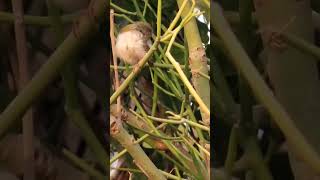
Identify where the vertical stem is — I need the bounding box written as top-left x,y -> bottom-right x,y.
238,0 -> 254,131
176,0 -> 210,126
110,9 -> 121,116
156,0 -> 162,38
242,136 -> 273,180
11,0 -> 34,179
224,125 -> 239,175
151,70 -> 159,116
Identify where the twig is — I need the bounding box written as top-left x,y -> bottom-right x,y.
111,63 -> 188,70
110,2 -> 137,15
110,9 -> 121,117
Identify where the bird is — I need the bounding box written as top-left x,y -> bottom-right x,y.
115,21 -> 153,65
113,22 -> 154,113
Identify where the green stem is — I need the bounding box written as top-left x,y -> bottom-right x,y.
241,135 -> 273,180
131,94 -> 194,171
147,116 -> 209,131
282,32 -> 320,62
0,11 -> 79,26
224,125 -> 239,174
238,0 -> 254,133
62,148 -> 106,180
127,123 -> 182,141
110,2 -> 137,15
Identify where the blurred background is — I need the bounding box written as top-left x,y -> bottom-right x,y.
0,0 -> 108,179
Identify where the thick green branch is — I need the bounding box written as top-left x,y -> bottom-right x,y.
176,0 -> 210,126
110,115 -> 167,180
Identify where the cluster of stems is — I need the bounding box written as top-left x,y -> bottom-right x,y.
110,0 -> 210,179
